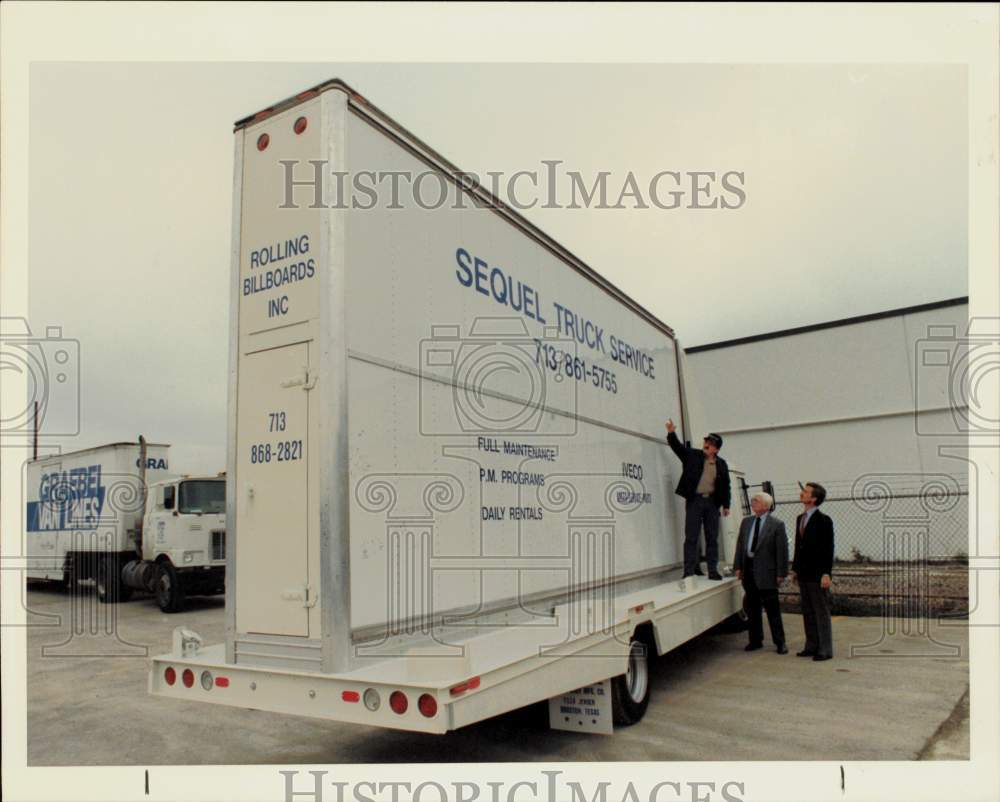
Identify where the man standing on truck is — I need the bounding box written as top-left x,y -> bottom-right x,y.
790,481 -> 835,661
664,419 -> 731,579
733,492 -> 788,653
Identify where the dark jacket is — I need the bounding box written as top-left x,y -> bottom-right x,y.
666,431 -> 731,509
733,513 -> 789,591
792,508 -> 835,581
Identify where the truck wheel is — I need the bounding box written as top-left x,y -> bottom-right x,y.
713,596 -> 750,634
61,559 -> 78,595
612,638 -> 651,726
96,557 -> 133,604
155,563 -> 185,613
724,605 -> 750,633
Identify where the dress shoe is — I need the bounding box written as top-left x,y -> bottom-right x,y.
708,572 -> 723,580
796,650 -> 816,657
776,644 -> 788,654
744,643 -> 763,651
693,568 -> 705,576
682,573 -> 694,579
812,654 -> 833,662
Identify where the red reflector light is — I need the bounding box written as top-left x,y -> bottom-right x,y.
296,90 -> 317,101
182,669 -> 194,688
164,667 -> 176,686
342,691 -> 360,703
449,676 -> 481,696
293,116 -> 308,135
257,134 -> 270,151
418,694 -> 437,718
389,691 -> 408,714
215,677 -> 229,688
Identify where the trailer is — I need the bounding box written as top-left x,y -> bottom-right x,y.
149,79 -> 746,734
26,441 -> 226,612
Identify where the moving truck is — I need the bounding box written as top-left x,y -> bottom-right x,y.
149,79 -> 745,733
26,440 -> 226,612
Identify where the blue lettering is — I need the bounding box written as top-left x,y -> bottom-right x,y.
507,276 -> 531,310
490,268 -> 508,304
29,464 -> 109,532
523,286 -> 536,320
473,257 -> 490,296
455,248 -> 473,286
455,248 -> 548,326
268,295 -> 289,318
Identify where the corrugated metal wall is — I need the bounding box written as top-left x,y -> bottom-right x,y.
684,300 -> 972,560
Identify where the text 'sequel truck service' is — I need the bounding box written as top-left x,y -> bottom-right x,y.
149,79 -> 745,734
26,440 -> 227,612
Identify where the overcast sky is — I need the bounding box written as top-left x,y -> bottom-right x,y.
27,62 -> 967,472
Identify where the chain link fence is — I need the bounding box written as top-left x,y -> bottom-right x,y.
737,474 -> 969,616
739,474 -> 968,563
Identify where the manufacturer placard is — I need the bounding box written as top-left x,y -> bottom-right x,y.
548,679 -> 613,735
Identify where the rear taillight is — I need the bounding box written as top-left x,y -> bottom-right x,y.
215,677 -> 229,688
164,667 -> 176,686
389,691 -> 408,715
182,669 -> 194,688
257,133 -> 270,151
418,694 -> 437,718
342,691 -> 360,703
449,676 -> 481,696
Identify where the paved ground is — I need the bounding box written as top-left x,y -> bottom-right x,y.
24,583 -> 969,765
917,687 -> 970,760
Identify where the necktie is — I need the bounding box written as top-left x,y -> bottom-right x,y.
800,514 -> 807,535
749,516 -> 761,554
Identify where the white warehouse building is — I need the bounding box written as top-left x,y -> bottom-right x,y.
683,297 -> 972,561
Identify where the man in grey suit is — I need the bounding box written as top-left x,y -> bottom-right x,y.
733,492 -> 789,653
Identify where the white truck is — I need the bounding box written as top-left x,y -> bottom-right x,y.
148,79 -> 746,734
26,440 -> 227,612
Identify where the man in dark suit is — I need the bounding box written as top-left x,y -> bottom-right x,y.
791,481 -> 835,661
733,492 -> 789,653
665,419 -> 731,580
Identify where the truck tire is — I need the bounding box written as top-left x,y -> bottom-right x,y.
611,638 -> 651,726
155,562 -> 185,613
62,558 -> 79,595
725,604 -> 750,633
96,556 -> 133,604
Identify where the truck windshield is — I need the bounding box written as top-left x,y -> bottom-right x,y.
177,481 -> 225,514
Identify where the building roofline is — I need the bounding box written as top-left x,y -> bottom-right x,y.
234,78 -> 677,340
29,442 -> 170,463
685,296 -> 968,354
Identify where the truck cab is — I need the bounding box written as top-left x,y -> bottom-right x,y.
141,476 -> 226,612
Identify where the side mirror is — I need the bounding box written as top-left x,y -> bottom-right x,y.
164,485 -> 175,510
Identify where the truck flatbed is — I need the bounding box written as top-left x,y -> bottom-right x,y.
152,573 -> 740,733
